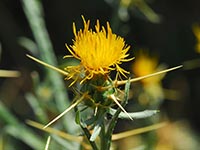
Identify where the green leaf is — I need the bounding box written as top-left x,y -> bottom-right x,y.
75,110 -> 81,125
5,125 -> 44,149
0,101 -> 45,149
51,135 -> 79,150
0,101 -> 18,125
21,0 -> 78,133
18,37 -> 38,55
109,108 -> 159,119
26,93 -> 48,123
90,124 -> 101,141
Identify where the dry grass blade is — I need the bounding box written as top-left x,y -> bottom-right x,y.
0,70 -> 20,77
27,120 -> 92,149
112,122 -> 167,140
26,120 -> 83,142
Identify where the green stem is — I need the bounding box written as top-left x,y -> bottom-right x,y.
74,105 -> 99,150
104,79 -> 131,149
80,125 -> 98,150
100,121 -> 106,150
103,111 -> 119,150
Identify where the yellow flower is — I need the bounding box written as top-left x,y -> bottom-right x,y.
64,16 -> 132,84
192,24 -> 200,53
132,50 -> 165,105
132,50 -> 162,84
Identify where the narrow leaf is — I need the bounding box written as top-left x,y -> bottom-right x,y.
109,109 -> 159,119
90,124 -> 101,141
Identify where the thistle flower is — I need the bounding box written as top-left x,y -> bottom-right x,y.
26,17 -> 182,138
193,24 -> 200,53
132,50 -> 163,84
131,50 -> 182,105
64,16 -> 132,84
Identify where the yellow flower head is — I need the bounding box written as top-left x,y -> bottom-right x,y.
132,50 -> 162,84
192,24 -> 200,53
64,16 -> 132,84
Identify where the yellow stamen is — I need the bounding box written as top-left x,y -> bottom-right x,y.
64,16 -> 132,84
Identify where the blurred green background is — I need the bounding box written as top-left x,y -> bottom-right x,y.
0,0 -> 200,149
